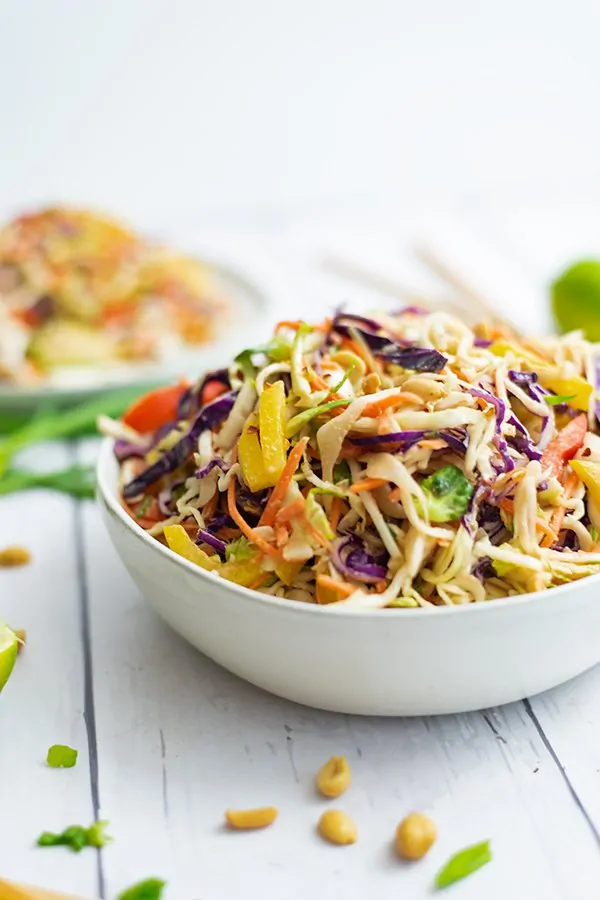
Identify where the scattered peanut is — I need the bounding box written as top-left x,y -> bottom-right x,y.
15,629 -> 26,653
318,810 -> 357,846
395,812 -> 437,860
363,373 -> 382,394
316,755 -> 351,798
0,546 -> 31,567
225,806 -> 278,830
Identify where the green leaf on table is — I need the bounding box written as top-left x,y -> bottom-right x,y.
37,820 -> 111,853
118,879 -> 166,900
435,839 -> 492,889
0,465 -> 96,499
46,744 -> 78,768
0,386 -> 150,475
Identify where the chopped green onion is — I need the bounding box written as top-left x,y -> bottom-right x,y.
333,460 -> 351,483
225,536 -> 256,563
234,337 -> 292,376
47,744 -> 78,768
135,495 -> 153,519
418,465 -> 474,522
545,394 -> 577,406
37,820 -> 111,853
0,465 -> 96,499
285,399 -> 351,437
118,879 -> 166,900
435,839 -> 492,889
331,363 -> 355,393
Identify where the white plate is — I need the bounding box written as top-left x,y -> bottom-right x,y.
0,259 -> 271,411
97,438 -> 600,716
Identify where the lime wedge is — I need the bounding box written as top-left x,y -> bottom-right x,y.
0,621 -> 18,693
551,260 -> 600,340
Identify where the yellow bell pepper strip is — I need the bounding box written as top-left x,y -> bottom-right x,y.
274,559 -> 303,586
220,556 -> 264,587
537,372 -> 593,412
569,458 -> 600,507
316,574 -> 354,604
164,524 -> 219,571
488,340 -> 546,366
259,380 -> 287,480
238,415 -> 273,491
489,340 -> 592,412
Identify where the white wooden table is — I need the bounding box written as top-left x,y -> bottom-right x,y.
3,210 -> 600,900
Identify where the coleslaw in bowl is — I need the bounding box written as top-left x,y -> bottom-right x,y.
103,308 -> 600,610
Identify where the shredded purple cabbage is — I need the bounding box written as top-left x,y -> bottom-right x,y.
195,458 -> 230,479
206,514 -> 235,534
471,557 -> 496,582
350,430 -> 427,448
332,535 -> 388,584
332,314 -> 446,372
395,305 -> 428,316
195,528 -> 227,559
474,337 -> 492,348
552,530 -> 580,552
114,439 -> 149,462
157,481 -> 185,517
122,391 -> 238,499
177,369 -> 231,418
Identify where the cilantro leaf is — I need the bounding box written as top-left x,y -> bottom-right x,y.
47,744 -> 78,768
118,879 -> 166,900
435,839 -> 492,889
36,820 -> 112,853
419,465 -> 474,522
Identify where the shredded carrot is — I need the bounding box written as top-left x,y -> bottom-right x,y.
248,573 -> 271,590
260,437 -> 310,527
227,480 -> 281,559
316,574 -> 354,599
275,319 -> 329,333
362,392 -> 421,417
329,497 -> 343,531
275,524 -> 289,547
275,498 -> 305,524
349,477 -> 388,494
306,367 -> 342,399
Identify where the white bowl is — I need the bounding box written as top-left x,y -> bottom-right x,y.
97,439 -> 600,716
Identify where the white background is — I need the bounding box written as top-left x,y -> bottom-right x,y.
2,0 -> 600,226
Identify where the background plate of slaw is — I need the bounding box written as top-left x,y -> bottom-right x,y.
0,258 -> 272,411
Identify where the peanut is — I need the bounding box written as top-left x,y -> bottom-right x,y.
225,806 -> 278,830
316,755 -> 351,798
395,812 -> 437,860
318,810 -> 357,845
0,546 -> 31,567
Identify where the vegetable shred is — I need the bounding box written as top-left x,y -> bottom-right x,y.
106,309 -> 600,608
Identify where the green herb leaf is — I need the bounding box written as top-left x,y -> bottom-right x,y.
135,495 -> 153,519
330,363 -> 355,393
47,744 -> 78,768
285,399 -> 351,437
118,879 -> 166,900
0,465 -> 96,499
419,465 -> 474,522
235,337 -> 292,377
333,460 -> 351,483
225,536 -> 256,563
545,394 -> 577,406
435,839 -> 492,889
36,820 -> 111,853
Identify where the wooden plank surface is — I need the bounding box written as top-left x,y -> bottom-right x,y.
3,218 -> 600,899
